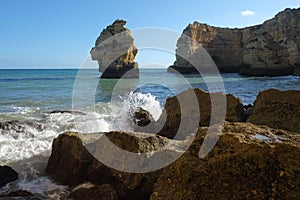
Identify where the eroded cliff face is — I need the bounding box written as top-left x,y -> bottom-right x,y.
91,20 -> 139,78
169,8 -> 300,75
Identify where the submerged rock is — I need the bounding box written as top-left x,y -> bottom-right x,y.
91,19 -> 139,79
0,165 -> 18,187
169,8 -> 300,76
49,110 -> 86,115
247,89 -> 300,133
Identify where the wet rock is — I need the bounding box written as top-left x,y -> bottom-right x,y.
133,107 -> 154,132
247,89 -> 300,133
0,121 -> 42,140
69,183 -> 117,200
91,19 -> 139,78
0,165 -> 18,187
169,8 -> 300,76
49,110 -> 86,115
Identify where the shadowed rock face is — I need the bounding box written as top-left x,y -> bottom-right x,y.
91,20 -> 139,79
0,165 -> 18,187
247,89 -> 300,133
169,8 -> 300,76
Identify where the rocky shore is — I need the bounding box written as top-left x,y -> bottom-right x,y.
40,88 -> 300,199
169,8 -> 300,76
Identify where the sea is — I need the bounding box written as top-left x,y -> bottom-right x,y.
0,68 -> 299,199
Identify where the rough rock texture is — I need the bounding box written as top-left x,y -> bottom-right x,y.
133,107 -> 154,127
46,123 -> 300,199
153,88 -> 244,139
169,8 -> 300,76
247,89 -> 300,133
46,131 -> 168,200
91,20 -> 139,78
150,122 -> 300,200
0,165 -> 18,187
69,183 -> 117,200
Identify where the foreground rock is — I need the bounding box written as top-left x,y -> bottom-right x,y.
46,122 -> 300,199
151,122 -> 300,199
169,8 -> 300,76
46,131 -> 169,199
0,165 -> 18,187
247,89 -> 300,133
91,19 -> 139,78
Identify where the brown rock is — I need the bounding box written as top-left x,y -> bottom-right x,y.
91,19 -> 139,78
150,122 -> 300,200
247,89 -> 300,133
46,122 -> 300,199
46,131 -> 168,199
169,8 -> 300,76
155,88 -> 244,139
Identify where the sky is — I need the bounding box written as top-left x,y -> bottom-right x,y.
0,0 -> 299,69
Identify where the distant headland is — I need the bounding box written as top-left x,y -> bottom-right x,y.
169,7 -> 300,76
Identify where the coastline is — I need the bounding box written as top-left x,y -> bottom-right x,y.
0,87 -> 299,199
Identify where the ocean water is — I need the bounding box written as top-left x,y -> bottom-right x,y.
0,68 -> 299,198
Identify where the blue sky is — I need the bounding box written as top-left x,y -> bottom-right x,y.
0,0 -> 299,69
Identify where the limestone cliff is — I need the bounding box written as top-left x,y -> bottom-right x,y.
91,20 -> 139,78
169,8 -> 300,76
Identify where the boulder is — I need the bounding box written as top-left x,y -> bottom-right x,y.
169,8 -> 300,76
0,165 -> 18,187
155,88 -> 244,139
91,19 -> 139,78
150,122 -> 300,200
46,131 -> 168,199
247,89 -> 300,133
133,107 -> 154,132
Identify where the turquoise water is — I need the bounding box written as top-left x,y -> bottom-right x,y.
1,68 -> 299,114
